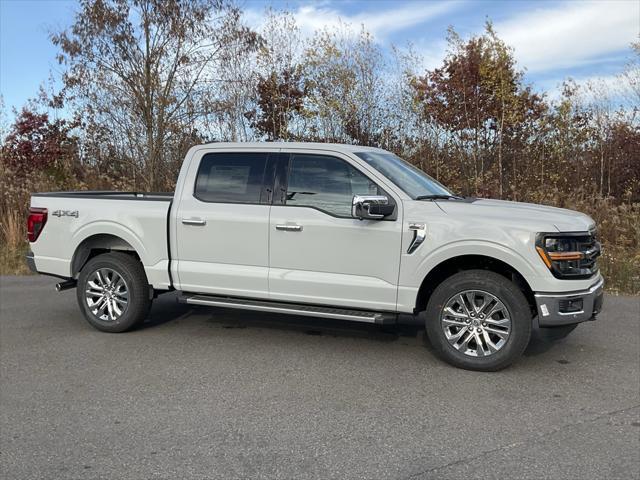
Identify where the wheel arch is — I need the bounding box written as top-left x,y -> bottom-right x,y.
71,233 -> 141,278
415,254 -> 536,315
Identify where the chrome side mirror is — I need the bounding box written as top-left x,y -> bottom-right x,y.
351,195 -> 394,220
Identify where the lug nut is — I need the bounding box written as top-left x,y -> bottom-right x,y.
482,322 -> 487,327
476,327 -> 482,332
465,319 -> 471,324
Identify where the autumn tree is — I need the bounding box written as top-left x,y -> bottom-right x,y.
411,23 -> 545,197
248,10 -> 304,140
0,108 -> 77,176
303,26 -> 388,145
252,69 -> 305,140
0,106 -> 82,249
52,0 -> 258,190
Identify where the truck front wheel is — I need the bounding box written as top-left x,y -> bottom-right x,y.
76,252 -> 152,332
424,270 -> 532,371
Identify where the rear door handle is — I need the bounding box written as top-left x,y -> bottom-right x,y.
182,218 -> 206,226
276,224 -> 303,232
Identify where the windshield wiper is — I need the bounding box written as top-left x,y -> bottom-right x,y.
415,194 -> 462,200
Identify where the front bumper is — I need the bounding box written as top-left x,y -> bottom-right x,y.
534,277 -> 604,327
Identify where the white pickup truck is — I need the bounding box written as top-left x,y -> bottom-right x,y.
27,142 -> 603,370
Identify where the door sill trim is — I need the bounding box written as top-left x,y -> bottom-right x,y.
178,293 -> 395,324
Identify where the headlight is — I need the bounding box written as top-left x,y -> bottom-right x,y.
536,232 -> 600,279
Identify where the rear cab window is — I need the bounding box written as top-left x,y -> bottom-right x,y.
194,152 -> 269,204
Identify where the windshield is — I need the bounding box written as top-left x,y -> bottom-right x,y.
354,152 -> 453,199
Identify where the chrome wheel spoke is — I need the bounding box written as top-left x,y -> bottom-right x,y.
448,326 -> 469,342
89,296 -> 103,310
465,292 -> 479,314
456,330 -> 475,351
484,317 -> 510,326
114,288 -> 128,299
441,289 -> 512,358
96,297 -> 109,315
475,295 -> 490,315
482,301 -> 504,320
475,332 -> 486,356
442,317 -> 467,327
485,326 -> 509,339
112,300 -> 124,316
443,307 -> 468,319
482,330 -> 499,353
87,280 -> 104,292
457,294 -> 472,317
106,298 -> 115,320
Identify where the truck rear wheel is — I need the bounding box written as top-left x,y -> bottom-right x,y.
76,252 -> 151,332
424,270 -> 532,371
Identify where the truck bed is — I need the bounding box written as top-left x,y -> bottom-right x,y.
29,191 -> 173,289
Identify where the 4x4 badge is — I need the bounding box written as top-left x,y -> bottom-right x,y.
52,210 -> 79,218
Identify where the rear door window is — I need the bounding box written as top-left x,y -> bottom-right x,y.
195,152 -> 269,203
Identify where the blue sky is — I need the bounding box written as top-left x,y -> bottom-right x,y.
1,0 -> 638,114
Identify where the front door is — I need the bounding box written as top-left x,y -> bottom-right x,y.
174,150 -> 275,298
268,152 -> 403,311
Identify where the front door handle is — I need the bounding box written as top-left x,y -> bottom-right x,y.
182,218 -> 206,226
276,224 -> 303,232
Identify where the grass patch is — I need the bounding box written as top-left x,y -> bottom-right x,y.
1,210 -> 32,275
0,242 -> 31,276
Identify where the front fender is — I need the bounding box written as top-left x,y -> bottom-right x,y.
413,240 -> 540,285
396,238 -> 547,313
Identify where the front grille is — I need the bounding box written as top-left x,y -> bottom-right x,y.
577,233 -> 600,272
558,232 -> 600,278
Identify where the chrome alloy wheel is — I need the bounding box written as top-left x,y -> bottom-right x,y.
85,268 -> 129,322
440,290 -> 512,357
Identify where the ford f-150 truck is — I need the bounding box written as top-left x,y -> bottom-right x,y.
26,143 -> 603,370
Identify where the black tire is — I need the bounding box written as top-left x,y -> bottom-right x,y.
76,252 -> 152,332
424,270 -> 532,371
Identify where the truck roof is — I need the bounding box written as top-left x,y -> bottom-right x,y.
202,142 -> 387,154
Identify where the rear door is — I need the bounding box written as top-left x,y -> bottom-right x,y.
174,149 -> 277,298
268,151 -> 403,311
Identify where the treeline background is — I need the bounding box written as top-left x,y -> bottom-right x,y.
1,1 -> 638,293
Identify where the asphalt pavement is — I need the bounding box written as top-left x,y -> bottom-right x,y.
1,275 -> 639,480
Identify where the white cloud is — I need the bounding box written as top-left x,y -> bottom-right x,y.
495,1 -> 639,73
243,0 -> 638,98
243,1 -> 463,41
535,72 -> 636,107
411,38 -> 447,71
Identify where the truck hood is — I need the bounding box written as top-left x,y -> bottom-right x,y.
434,198 -> 595,232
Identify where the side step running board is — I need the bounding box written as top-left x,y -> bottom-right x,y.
179,293 -> 395,324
